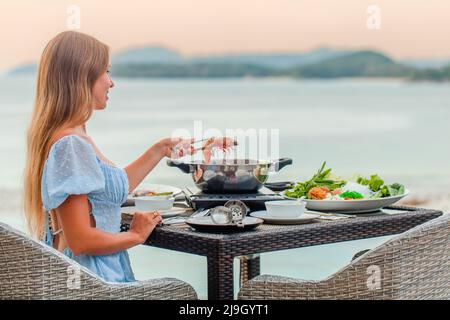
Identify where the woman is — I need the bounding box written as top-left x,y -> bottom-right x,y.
23,31 -> 232,283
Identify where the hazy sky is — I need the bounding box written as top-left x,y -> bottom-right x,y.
1,0 -> 449,70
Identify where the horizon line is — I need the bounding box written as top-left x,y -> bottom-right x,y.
3,44 -> 450,74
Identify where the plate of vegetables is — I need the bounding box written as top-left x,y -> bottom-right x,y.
130,184 -> 182,198
282,162 -> 409,213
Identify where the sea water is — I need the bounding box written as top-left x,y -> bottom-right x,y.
1,75 -> 449,298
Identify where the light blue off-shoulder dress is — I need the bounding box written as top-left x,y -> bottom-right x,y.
41,135 -> 135,282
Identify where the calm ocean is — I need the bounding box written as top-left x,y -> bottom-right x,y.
1,75 -> 449,298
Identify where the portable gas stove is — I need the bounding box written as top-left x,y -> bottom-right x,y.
183,186 -> 284,212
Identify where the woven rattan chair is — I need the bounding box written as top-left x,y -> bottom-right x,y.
0,222 -> 197,300
238,213 -> 450,300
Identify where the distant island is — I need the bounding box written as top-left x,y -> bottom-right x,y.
7,46 -> 450,81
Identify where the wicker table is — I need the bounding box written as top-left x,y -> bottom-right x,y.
121,205 -> 442,300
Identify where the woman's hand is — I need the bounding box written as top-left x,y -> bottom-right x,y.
129,211 -> 162,244
156,136 -> 237,159
157,137 -> 196,159
56,195 -> 162,255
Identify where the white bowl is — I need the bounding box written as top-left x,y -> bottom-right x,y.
265,200 -> 306,218
134,196 -> 175,211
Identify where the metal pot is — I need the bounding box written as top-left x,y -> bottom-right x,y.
167,158 -> 293,193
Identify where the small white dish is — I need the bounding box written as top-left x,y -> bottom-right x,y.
121,205 -> 179,218
250,210 -> 319,225
265,200 -> 306,218
129,183 -> 182,198
133,196 -> 175,211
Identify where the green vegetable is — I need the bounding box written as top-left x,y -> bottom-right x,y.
287,164 -> 406,200
155,192 -> 174,196
340,191 -> 364,199
357,174 -> 384,192
387,183 -> 405,196
285,162 -> 347,199
357,173 -> 405,198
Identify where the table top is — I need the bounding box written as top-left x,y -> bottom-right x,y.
121,205 -> 443,257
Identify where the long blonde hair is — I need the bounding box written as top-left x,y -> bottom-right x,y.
23,31 -> 109,239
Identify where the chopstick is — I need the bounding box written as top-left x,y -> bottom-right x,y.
312,211 -> 355,219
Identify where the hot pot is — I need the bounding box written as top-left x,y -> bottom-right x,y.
167,158 -> 292,193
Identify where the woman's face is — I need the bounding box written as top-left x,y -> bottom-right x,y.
92,67 -> 114,110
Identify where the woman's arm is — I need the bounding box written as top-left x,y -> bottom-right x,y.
123,138 -> 193,192
56,194 -> 161,256
123,141 -> 165,193
124,136 -> 236,193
